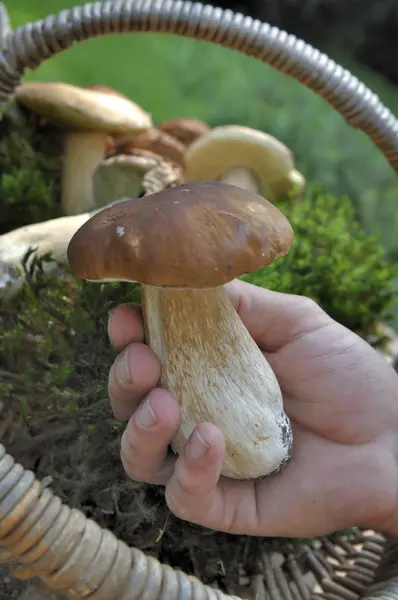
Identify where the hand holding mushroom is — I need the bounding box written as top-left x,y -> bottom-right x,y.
106,276 -> 398,539
68,182 -> 294,479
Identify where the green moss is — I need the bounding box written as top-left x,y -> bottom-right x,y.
242,190 -> 398,344
0,110 -> 63,234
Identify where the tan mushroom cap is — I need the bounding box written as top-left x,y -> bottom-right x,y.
184,125 -> 305,200
119,128 -> 186,165
15,81 -> 152,134
158,117 -> 211,146
82,84 -> 130,99
67,181 -> 293,288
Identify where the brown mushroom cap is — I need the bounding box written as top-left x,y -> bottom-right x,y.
117,128 -> 186,165
67,181 -> 293,288
158,117 -> 211,146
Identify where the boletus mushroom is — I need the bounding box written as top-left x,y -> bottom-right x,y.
15,82 -> 153,215
158,117 -> 211,146
115,128 -> 187,166
0,211 -> 93,298
93,148 -> 183,207
184,125 -> 305,201
67,181 -> 294,480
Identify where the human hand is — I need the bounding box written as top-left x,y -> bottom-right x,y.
107,279 -> 398,538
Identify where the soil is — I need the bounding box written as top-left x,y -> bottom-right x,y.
0,565 -> 26,600
0,565 -> 63,600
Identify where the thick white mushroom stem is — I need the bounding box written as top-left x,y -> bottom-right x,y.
141,284 -> 293,480
219,166 -> 261,194
62,131 -> 107,215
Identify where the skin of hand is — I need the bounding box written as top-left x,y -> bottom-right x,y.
107,279 -> 398,538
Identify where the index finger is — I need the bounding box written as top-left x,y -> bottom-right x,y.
225,279 -> 330,352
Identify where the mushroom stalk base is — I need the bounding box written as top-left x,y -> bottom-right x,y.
141,284 -> 293,480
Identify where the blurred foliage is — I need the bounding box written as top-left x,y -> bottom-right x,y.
246,0 -> 398,84
6,1 -> 398,262
246,0 -> 397,51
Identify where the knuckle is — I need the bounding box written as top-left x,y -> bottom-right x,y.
298,295 -> 320,314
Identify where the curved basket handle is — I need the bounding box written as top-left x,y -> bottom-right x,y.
0,0 -> 397,174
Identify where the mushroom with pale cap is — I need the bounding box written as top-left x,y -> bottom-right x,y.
93,148 -> 183,207
184,125 -> 305,201
0,211 -> 93,298
67,181 -> 294,480
15,82 -> 153,215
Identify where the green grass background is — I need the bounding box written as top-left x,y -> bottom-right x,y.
7,0 -> 398,262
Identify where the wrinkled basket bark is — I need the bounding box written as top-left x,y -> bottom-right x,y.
0,2 -> 397,599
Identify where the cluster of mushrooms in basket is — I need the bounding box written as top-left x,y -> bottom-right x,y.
1,80 -> 309,480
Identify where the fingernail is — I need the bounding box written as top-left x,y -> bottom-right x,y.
115,349 -> 131,384
186,430 -> 209,461
107,306 -> 117,339
136,397 -> 157,429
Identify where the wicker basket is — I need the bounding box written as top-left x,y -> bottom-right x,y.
0,2 -> 397,599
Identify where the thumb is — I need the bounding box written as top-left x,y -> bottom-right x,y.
225,279 -> 330,352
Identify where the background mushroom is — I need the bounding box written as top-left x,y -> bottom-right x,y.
0,211 -> 93,298
0,143 -> 183,298
67,181 -> 294,480
158,117 -> 211,146
15,82 -> 153,215
93,148 -> 183,207
114,128 -> 187,166
184,124 -> 305,201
